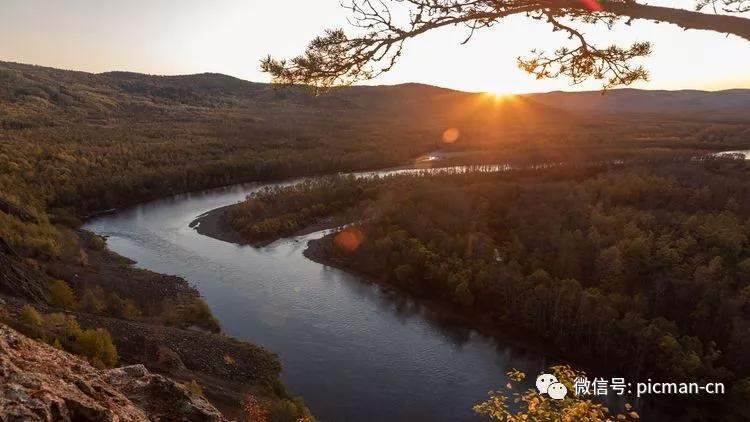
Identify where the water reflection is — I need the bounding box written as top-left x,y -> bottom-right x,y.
82,167 -> 553,421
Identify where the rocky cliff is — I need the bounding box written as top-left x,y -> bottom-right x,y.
0,323 -> 226,421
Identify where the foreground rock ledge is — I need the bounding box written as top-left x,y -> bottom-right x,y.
0,323 -> 226,421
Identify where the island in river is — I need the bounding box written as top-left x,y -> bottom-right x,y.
203,153 -> 750,421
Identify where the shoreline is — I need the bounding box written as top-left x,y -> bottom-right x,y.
190,204 -> 347,248
192,205 -> 560,362
190,200 -> 716,420
191,205 -> 248,245
4,228 -> 290,419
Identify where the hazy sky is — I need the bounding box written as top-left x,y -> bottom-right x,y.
2,0 -> 749,93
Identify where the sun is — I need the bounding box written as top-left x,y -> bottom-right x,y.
481,91 -> 518,103
490,88 -> 513,97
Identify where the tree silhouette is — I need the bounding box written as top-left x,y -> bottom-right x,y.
262,0 -> 750,90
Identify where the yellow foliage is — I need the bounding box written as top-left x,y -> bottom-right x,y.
48,279 -> 77,309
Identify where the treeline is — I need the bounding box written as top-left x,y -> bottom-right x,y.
227,176 -> 381,243
233,156 -> 750,416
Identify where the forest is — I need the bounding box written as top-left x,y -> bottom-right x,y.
2,60 -> 750,419
227,154 -> 750,418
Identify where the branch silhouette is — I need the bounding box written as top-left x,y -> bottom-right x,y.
261,0 -> 750,91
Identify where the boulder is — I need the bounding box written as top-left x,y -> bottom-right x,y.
0,323 -> 227,421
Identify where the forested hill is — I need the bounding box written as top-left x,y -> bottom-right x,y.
0,61 -> 562,129
526,88 -> 750,121
4,60 -> 747,135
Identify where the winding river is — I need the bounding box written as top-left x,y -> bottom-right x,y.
83,151 -> 750,421
84,166 -> 547,422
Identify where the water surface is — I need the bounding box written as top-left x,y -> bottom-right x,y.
84,173 -> 545,421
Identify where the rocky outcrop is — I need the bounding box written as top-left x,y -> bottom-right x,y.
0,323 -> 227,421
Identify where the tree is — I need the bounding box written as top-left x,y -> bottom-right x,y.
262,0 -> 750,91
19,304 -> 43,328
81,286 -> 106,314
48,279 -> 77,310
18,304 -> 44,339
72,328 -> 118,368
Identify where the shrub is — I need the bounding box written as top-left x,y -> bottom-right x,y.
17,304 -> 44,339
19,304 -> 43,327
72,328 -> 118,368
48,279 -> 77,309
185,380 -> 204,397
106,292 -> 141,319
43,312 -> 82,346
89,235 -> 106,251
162,296 -> 220,333
80,286 -> 106,314
268,398 -> 314,422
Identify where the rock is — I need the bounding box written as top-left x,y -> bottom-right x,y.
0,323 -> 227,421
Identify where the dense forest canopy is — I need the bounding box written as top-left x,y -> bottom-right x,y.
2,61 -> 750,419
2,61 -> 748,264
228,155 -> 750,418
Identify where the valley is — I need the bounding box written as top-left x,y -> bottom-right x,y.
2,60 -> 750,420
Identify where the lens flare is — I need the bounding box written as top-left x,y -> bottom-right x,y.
442,128 -> 460,144
334,227 -> 365,252
580,0 -> 603,11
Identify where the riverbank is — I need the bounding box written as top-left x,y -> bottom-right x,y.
191,202 -> 347,247
1,227 -> 300,419
193,206 -> 561,365
188,159 -> 750,421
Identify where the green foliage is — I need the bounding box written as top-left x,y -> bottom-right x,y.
11,310 -> 120,368
268,398 -> 314,422
48,279 -> 77,310
89,235 -> 107,251
36,313 -> 117,368
17,304 -> 44,339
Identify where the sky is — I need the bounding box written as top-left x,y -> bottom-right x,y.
1,0 -> 749,94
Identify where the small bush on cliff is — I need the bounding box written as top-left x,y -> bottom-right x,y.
243,394 -> 315,422
162,296 -> 220,333
72,328 -> 118,368
80,286 -> 106,314
106,291 -> 141,319
17,304 -> 44,339
19,304 -> 43,328
185,380 -> 204,397
27,312 -> 119,368
48,279 -> 77,309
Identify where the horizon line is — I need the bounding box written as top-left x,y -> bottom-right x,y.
2,58 -> 750,96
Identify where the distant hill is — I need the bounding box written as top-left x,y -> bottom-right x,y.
0,61 -> 562,129
2,61 -> 748,126
526,88 -> 750,121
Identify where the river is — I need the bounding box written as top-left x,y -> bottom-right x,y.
83,151 -> 750,421
84,167 -> 547,422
